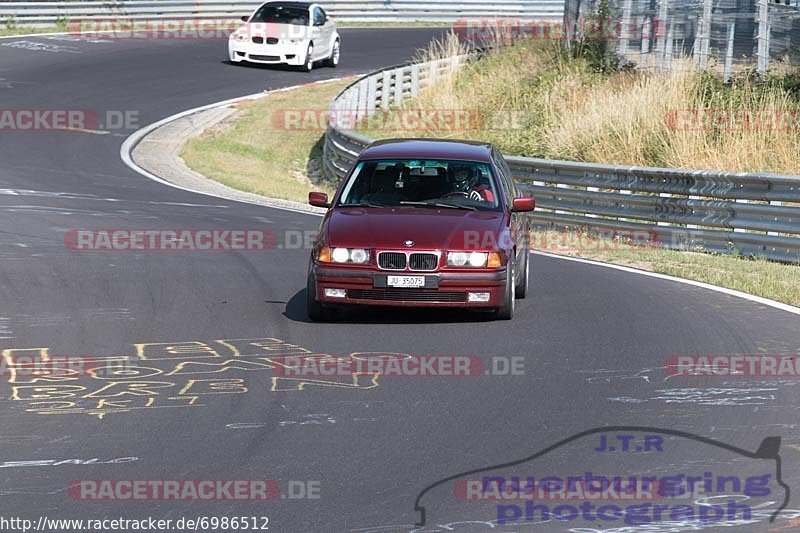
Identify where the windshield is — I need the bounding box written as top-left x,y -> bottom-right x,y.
249,4 -> 309,25
337,159 -> 501,210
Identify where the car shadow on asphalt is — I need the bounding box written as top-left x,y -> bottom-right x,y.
284,289 -> 496,324
222,60 -> 309,72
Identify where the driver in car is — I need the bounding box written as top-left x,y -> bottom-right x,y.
449,165 -> 494,203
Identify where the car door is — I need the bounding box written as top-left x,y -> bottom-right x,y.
492,149 -> 527,272
311,7 -> 332,59
320,8 -> 335,50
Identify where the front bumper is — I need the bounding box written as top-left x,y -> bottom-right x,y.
228,40 -> 307,65
311,265 -> 507,308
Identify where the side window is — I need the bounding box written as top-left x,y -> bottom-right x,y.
313,7 -> 326,26
492,150 -> 514,204
500,154 -> 518,197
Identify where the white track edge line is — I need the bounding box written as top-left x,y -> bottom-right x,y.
119,80 -> 347,215
532,250 -> 800,316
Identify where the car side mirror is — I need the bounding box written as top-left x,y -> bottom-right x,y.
512,197 -> 535,212
241,15 -> 249,22
309,192 -> 330,208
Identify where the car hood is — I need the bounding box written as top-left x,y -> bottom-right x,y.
239,22 -> 311,40
325,207 -> 506,250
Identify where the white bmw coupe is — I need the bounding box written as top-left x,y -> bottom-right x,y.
228,1 -> 340,71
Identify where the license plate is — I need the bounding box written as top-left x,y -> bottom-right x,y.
387,275 -> 425,288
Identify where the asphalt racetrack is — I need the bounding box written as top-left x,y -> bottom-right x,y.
0,28 -> 799,532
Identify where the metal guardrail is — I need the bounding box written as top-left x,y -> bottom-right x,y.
322,55 -> 800,263
0,1 -> 565,25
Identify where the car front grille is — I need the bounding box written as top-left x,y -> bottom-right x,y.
252,36 -> 264,44
409,253 -> 438,271
378,251 -> 438,271
266,37 -> 279,44
347,289 -> 466,302
378,252 -> 407,270
249,54 -> 280,61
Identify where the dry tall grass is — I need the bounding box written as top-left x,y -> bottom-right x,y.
384,41 -> 800,175
412,30 -> 472,64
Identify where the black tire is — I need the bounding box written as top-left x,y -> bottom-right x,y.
494,261 -> 515,320
515,249 -> 529,299
324,39 -> 340,67
306,271 -> 335,322
301,44 -> 314,72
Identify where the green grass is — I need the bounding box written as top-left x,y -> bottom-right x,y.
181,79 -> 350,203
0,26 -> 62,37
531,229 -> 800,306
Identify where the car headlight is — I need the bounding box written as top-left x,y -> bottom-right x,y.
232,32 -> 247,41
318,247 -> 369,264
447,251 -> 502,268
282,38 -> 303,44
448,252 -> 469,267
349,248 -> 369,263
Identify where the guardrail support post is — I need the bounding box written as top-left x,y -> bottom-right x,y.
586,187 -> 599,218
381,70 -> 391,110
355,80 -> 366,123
768,201 -> 781,236
410,63 -> 420,97
366,77 -> 377,117
658,192 -> 671,226
687,195 -> 700,230
734,199 -> 747,233
393,67 -> 404,105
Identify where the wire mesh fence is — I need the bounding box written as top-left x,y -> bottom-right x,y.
563,0 -> 800,77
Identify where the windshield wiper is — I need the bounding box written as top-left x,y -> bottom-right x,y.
340,202 -> 386,208
400,201 -> 477,211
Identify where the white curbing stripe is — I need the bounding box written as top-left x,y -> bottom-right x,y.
120,78 -> 350,216
532,250 -> 800,316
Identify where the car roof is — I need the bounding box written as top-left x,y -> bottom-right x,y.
358,138 -> 495,163
262,1 -> 314,9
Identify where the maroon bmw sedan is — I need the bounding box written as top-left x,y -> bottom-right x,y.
306,139 -> 535,321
